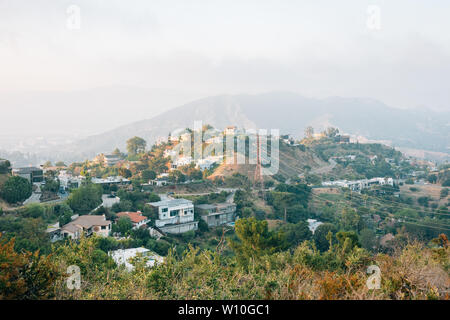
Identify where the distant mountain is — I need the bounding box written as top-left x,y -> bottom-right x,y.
49,92 -> 449,163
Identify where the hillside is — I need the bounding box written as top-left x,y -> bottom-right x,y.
45,92 -> 449,163
209,141 -> 329,181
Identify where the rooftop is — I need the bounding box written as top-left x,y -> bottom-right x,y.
149,198 -> 193,207
62,215 -> 111,232
12,167 -> 43,174
117,212 -> 148,224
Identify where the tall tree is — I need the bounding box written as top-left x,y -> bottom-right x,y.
1,176 -> 32,204
127,137 -> 147,156
304,126 -> 314,139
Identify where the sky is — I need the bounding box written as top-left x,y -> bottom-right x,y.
0,0 -> 449,139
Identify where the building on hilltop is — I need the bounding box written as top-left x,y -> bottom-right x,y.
93,153 -> 122,167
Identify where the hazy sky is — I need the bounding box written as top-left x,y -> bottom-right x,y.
0,0 -> 449,138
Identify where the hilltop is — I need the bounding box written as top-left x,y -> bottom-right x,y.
36,92 -> 449,164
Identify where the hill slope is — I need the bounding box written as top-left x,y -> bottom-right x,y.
49,92 -> 450,162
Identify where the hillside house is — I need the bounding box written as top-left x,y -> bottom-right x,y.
334,135 -> 350,143
116,211 -> 149,229
196,202 -> 236,227
58,171 -> 83,190
109,248 -> 164,271
94,154 -> 122,167
91,176 -> 131,187
148,198 -> 198,234
60,215 -> 111,240
322,177 -> 394,192
12,167 -> 44,183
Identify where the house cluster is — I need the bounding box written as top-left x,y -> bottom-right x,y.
330,155 -> 357,162
280,134 -> 300,146
58,170 -> 83,190
166,125 -> 258,173
48,211 -> 149,241
322,177 -> 394,192
57,171 -> 130,191
148,197 -> 237,234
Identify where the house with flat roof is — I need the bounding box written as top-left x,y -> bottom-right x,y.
60,215 -> 111,239
109,248 -> 164,271
91,176 -> 130,186
148,198 -> 198,234
196,202 -> 236,227
12,167 -> 44,183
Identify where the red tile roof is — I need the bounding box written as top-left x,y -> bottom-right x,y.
117,212 -> 147,224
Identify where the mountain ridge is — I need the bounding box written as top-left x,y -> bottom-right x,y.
39,92 -> 450,163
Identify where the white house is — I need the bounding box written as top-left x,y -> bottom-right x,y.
148,198 -> 198,234
109,248 -> 164,271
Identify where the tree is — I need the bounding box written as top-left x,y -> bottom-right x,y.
113,216 -> 133,236
112,148 -> 123,158
440,188 -> 448,199
0,235 -> 59,299
359,228 -> 377,251
279,221 -> 312,247
41,178 -> 60,193
168,170 -> 185,183
313,223 -> 337,251
67,184 -> 102,214
1,176 -> 32,204
55,161 -> 66,167
22,204 -> 44,219
141,169 -> 157,181
304,126 -> 314,139
111,200 -> 133,213
42,161 -> 52,168
230,217 -> 286,266
197,219 -> 209,233
127,136 -> 147,156
341,207 -> 360,231
326,127 -> 339,138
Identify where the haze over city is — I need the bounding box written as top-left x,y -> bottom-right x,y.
1,0 -> 449,140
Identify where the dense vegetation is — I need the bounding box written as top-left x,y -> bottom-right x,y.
1,222 -> 448,300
